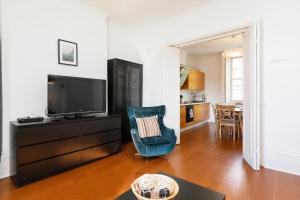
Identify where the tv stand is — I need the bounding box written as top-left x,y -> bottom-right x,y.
11,114 -> 121,187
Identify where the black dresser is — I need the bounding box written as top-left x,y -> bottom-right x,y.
11,114 -> 121,187
107,58 -> 143,143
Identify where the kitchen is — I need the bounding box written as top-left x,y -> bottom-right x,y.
180,64 -> 210,131
179,34 -> 244,142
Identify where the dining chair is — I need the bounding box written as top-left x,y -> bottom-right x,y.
216,104 -> 240,141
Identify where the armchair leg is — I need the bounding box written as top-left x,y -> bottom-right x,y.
135,153 -> 150,163
160,155 -> 168,160
135,153 -> 141,156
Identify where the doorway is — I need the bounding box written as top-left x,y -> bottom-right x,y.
162,22 -> 261,170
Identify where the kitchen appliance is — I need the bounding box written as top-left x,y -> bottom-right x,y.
202,93 -> 206,102
180,65 -> 190,87
186,105 -> 194,122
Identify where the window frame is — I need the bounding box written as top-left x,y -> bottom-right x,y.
226,56 -> 244,102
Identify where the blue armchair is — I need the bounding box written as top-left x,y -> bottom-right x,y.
127,105 -> 177,158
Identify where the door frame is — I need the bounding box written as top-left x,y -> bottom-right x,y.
168,21 -> 262,170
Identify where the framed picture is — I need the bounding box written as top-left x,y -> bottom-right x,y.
58,39 -> 78,66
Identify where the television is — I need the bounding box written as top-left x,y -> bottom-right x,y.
47,75 -> 106,117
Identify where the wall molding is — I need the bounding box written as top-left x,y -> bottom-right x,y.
262,148 -> 300,176
180,121 -> 208,133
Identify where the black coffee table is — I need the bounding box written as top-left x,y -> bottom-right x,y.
116,173 -> 225,200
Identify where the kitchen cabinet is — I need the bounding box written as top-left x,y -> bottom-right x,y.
181,69 -> 205,91
180,106 -> 186,128
194,103 -> 210,123
180,103 -> 210,130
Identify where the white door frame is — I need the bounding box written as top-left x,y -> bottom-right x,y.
168,21 -> 262,170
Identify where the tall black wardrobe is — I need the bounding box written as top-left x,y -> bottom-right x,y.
107,58 -> 143,143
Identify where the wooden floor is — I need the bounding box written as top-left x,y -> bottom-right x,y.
0,123 -> 300,200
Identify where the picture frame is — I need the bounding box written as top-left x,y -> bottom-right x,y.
58,39 -> 78,66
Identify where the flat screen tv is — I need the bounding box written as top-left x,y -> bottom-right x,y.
47,75 -> 106,117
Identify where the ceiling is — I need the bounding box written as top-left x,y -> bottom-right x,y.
87,0 -> 211,27
182,34 -> 243,55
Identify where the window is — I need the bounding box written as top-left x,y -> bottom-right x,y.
226,57 -> 244,102
231,57 -> 243,101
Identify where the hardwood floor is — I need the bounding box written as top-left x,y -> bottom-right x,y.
0,123 -> 299,200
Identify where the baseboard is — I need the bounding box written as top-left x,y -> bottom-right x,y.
262,148 -> 300,176
180,121 -> 208,132
0,153 -> 15,179
243,150 -> 255,169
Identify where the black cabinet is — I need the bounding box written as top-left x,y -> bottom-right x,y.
107,59 -> 143,142
11,114 -> 121,187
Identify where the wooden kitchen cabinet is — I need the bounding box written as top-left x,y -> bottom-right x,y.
181,69 -> 205,91
193,103 -> 210,123
180,106 -> 186,128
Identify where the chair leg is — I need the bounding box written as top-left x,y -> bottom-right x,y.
233,125 -> 236,141
219,124 -> 222,139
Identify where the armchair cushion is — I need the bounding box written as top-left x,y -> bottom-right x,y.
141,136 -> 170,146
136,115 -> 161,138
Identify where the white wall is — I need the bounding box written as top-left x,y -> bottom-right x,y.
180,49 -> 189,66
108,21 -> 165,107
0,0 -> 108,178
192,53 -> 222,122
0,0 -> 3,166
108,22 -> 142,64
126,0 -> 300,175
163,47 -> 180,143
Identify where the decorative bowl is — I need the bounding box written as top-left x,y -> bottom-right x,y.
131,174 -> 179,200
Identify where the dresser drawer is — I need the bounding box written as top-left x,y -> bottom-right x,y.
82,141 -> 121,163
17,151 -> 81,186
81,129 -> 121,149
17,123 -> 81,146
18,137 -> 81,165
80,117 -> 121,134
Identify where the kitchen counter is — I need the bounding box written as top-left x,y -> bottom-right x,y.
180,102 -> 209,106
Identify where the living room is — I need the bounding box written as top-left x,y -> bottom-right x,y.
0,0 -> 300,199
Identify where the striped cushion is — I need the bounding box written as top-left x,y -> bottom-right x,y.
135,115 -> 161,138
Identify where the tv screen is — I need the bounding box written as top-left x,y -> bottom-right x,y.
47,75 -> 106,116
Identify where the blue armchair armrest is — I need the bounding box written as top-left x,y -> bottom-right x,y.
130,129 -> 147,155
131,129 -> 141,142
160,124 -> 177,140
